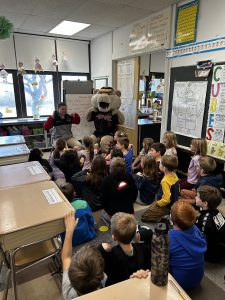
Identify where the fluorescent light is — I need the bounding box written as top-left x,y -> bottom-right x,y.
49,21 -> 90,36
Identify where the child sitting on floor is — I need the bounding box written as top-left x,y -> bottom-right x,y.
195,185 -> 225,263
132,156 -> 159,205
169,201 -> 206,290
101,157 -> 137,226
141,155 -> 179,223
116,137 -> 133,174
180,156 -> 223,200
98,212 -> 151,286
49,138 -> 67,167
150,142 -> 166,181
77,136 -> 98,171
58,150 -> 81,183
28,148 -> 52,174
132,138 -> 154,172
180,138 -> 207,190
61,212 -> 105,300
163,131 -> 177,156
60,183 -> 96,246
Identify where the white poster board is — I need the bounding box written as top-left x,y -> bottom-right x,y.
66,94 -> 95,141
117,59 -> 136,129
171,81 -> 208,138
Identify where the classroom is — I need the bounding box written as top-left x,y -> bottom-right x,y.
0,0 -> 225,299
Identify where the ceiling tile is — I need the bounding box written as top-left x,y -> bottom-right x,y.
19,15 -> 62,33
0,12 -> 28,30
129,0 -> 180,11
74,24 -> 115,39
95,0 -> 133,4
0,0 -> 38,14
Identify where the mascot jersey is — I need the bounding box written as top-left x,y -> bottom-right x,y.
89,111 -> 118,138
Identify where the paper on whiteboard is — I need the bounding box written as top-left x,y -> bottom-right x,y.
27,165 -> 44,175
171,81 -> 208,138
66,94 -> 95,140
42,188 -> 62,205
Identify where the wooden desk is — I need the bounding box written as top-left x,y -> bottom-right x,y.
0,135 -> 25,147
0,161 -> 50,189
0,181 -> 72,251
0,144 -> 30,166
78,274 -> 191,300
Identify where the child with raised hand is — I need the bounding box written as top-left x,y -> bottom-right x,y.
141,155 -> 180,223
98,212 -> 151,286
132,138 -> 154,172
77,136 -> 97,171
132,156 -> 159,205
180,138 -> 207,190
163,131 -> 177,156
169,201 -> 206,290
195,185 -> 225,262
62,211 -> 106,300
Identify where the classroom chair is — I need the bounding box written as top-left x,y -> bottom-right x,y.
0,236 -> 62,300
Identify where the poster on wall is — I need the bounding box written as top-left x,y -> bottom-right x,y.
171,81 -> 208,138
175,0 -> 199,46
129,7 -> 170,54
206,65 -> 225,146
117,59 -> 136,129
66,94 -> 95,141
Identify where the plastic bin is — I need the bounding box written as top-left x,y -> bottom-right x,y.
9,130 -> 21,136
33,128 -> 44,135
22,129 -> 32,136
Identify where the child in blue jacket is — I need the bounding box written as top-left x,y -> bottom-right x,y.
60,183 -> 96,246
169,200 -> 207,290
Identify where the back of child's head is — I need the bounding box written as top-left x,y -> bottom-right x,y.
110,157 -> 126,177
143,138 -> 154,153
142,155 -> 158,180
199,156 -> 216,174
191,138 -> 207,156
111,212 -> 136,244
115,130 -> 127,140
87,155 -> 107,191
117,137 -> 129,149
68,245 -> 104,295
197,185 -> 222,209
53,138 -> 66,159
161,155 -> 178,171
151,143 -> 166,156
171,201 -> 196,230
60,182 -> 75,202
111,148 -> 123,159
163,131 -> 177,148
60,150 -> 80,169
83,136 -> 94,161
28,148 -> 43,161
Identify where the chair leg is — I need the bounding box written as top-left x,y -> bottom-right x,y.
9,251 -> 17,300
2,268 -> 11,300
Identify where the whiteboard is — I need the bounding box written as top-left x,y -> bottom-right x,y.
66,94 -> 95,141
171,81 -> 208,138
117,59 -> 136,129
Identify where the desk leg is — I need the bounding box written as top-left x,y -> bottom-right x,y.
9,251 -> 18,300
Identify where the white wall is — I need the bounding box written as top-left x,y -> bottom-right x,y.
0,37 -> 17,69
150,51 -> 166,73
91,32 -> 112,86
112,25 -> 131,60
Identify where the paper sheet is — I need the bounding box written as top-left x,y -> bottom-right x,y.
171,81 -> 208,138
42,188 -> 62,205
27,165 -> 44,175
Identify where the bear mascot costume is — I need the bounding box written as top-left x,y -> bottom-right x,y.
86,87 -> 125,152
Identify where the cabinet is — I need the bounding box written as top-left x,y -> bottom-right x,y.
0,117 -> 51,150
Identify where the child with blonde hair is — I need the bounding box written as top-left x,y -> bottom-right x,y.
132,156 -> 159,205
132,138 -> 154,172
180,138 -> 207,190
163,131 -> 177,156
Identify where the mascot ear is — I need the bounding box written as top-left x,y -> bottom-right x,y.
115,90 -> 121,97
93,89 -> 99,94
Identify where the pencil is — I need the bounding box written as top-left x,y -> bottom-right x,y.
169,279 -> 188,300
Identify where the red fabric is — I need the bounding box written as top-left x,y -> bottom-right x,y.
71,113 -> 80,125
180,178 -> 195,190
43,115 -> 54,130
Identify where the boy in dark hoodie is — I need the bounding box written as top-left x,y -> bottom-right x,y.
169,201 -> 207,290
180,156 -> 223,201
195,185 -> 225,263
60,183 -> 96,246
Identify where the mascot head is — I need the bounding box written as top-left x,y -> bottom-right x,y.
91,87 -> 121,113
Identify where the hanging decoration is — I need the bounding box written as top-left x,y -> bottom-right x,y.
17,61 -> 26,76
51,54 -> 58,67
34,58 -> 43,73
0,64 -> 8,82
62,51 -> 68,62
0,16 -> 13,39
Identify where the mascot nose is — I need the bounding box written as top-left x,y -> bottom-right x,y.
99,94 -> 109,102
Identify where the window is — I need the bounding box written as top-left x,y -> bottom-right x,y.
0,74 -> 17,118
23,74 -> 55,117
61,75 -> 87,81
